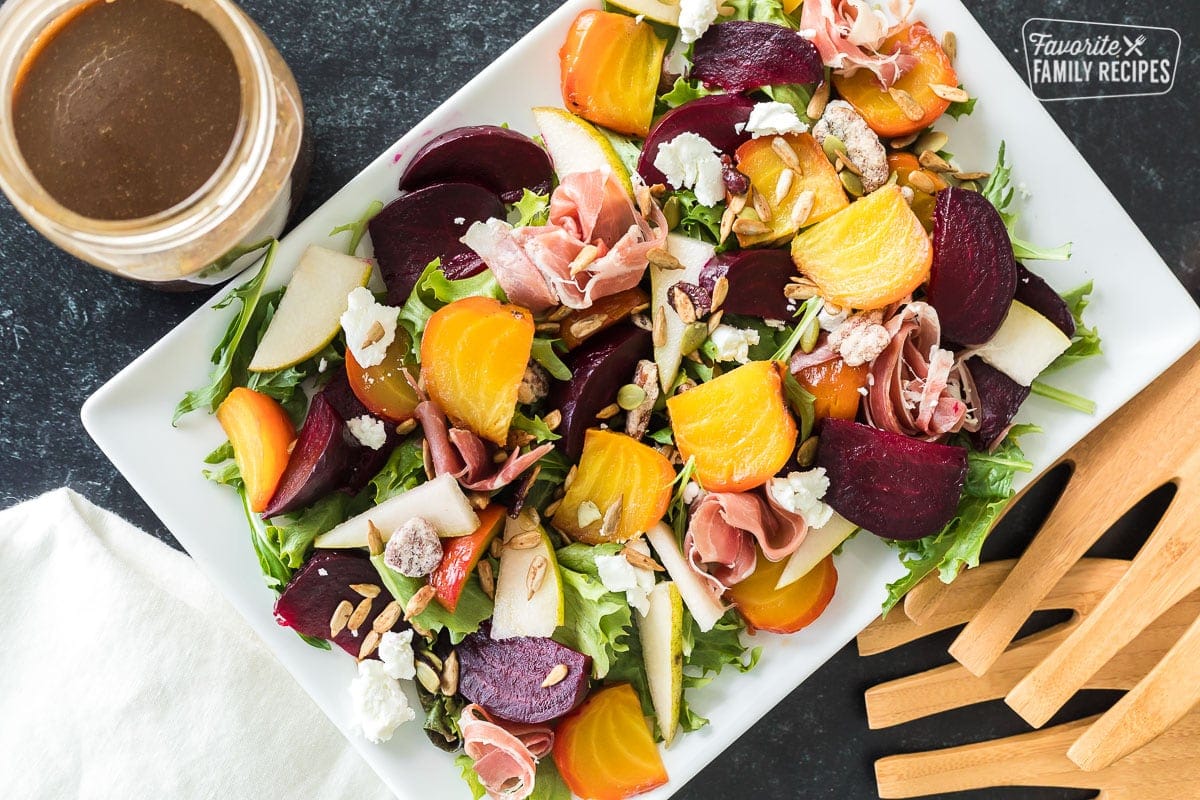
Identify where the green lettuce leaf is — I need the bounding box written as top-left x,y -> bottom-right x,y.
761,83 -> 815,126
371,554 -> 493,643
330,199 -> 384,256
238,484 -> 291,593
531,338 -> 572,380
508,188 -> 550,228
455,755 -> 487,800
882,426 -> 1037,613
770,296 -> 823,363
512,411 -> 562,443
202,459 -> 243,489
1030,380 -> 1097,414
981,142 -> 1071,262
1043,281 -> 1102,373
397,259 -> 507,359
679,610 -> 760,731
673,188 -> 725,243
456,753 -> 571,800
368,437 -> 426,503
944,87 -> 977,119
661,75 -> 719,109
725,0 -> 795,27
554,543 -> 634,679
174,243 -> 277,423
264,493 -> 351,569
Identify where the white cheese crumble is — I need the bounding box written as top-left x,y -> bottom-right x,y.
764,319 -> 787,330
453,216 -> 466,225
634,13 -> 645,24
347,415 -> 387,450
770,468 -> 834,529
317,568 -> 329,577
818,302 -> 849,333
653,132 -> 726,208
664,36 -> 691,77
349,660 -> 415,743
340,286 -> 398,368
709,324 -> 760,364
678,0 -> 721,44
682,480 -> 703,505
596,540 -> 657,616
741,102 -> 809,138
378,630 -> 416,681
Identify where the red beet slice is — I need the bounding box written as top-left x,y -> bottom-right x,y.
1015,264 -> 1075,337
816,419 -> 968,540
263,394 -> 360,518
966,357 -> 1030,452
699,248 -> 794,320
316,370 -> 400,493
637,94 -> 755,187
399,125 -> 553,204
929,187 -> 1018,346
274,552 -> 406,655
369,182 -> 505,304
691,21 -> 823,93
548,324 -> 652,459
457,629 -> 590,724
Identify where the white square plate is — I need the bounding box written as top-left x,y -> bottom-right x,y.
83,2 -> 1200,797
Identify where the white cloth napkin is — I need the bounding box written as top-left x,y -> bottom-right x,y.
0,489 -> 394,800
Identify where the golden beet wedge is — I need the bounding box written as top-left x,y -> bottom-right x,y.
735,132 -> 849,247
790,185 -> 932,310
553,430 -> 675,543
420,296 -> 534,446
667,360 -> 797,493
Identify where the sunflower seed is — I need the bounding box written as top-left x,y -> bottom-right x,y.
547,304 -> 572,322
649,183 -> 667,197
507,530 -> 542,550
348,597 -> 373,632
329,600 -> 354,637
564,464 -> 578,491
568,243 -> 600,278
913,130 -> 949,155
953,170 -> 989,181
358,630 -> 382,660
889,132 -> 919,149
771,136 -> 801,171
567,314 -> 605,341
422,438 -> 435,480
440,651 -> 459,696
707,309 -> 725,333
959,180 -> 980,192
351,583 -> 381,599
840,170 -> 864,197
806,79 -> 830,120
409,619 -> 432,640
543,409 -> 562,431
930,83 -> 969,103
796,435 -> 820,467
888,87 -> 924,121
752,188 -> 773,223
728,192 -> 748,216
286,440 -> 297,456
404,585 -> 436,620
395,418 -> 417,436
596,403 -> 621,420
784,280 -> 820,300
718,204 -> 735,244
791,189 -> 816,228
541,663 -> 569,688
906,169 -> 942,194
647,248 -> 684,270
477,560 -> 495,599
599,496 -> 624,540
717,2 -> 736,16
622,546 -> 665,572
367,520 -> 385,557
489,537 -> 503,559
919,149 -> 953,172
360,321 -> 386,350
373,601 -> 402,633
774,168 -> 795,205
671,289 -> 698,324
635,183 -> 654,217
710,276 -> 730,313
652,305 -> 667,347
836,152 -> 863,177
468,491 -> 490,510
415,660 -> 441,694
527,555 -> 548,599
942,31 -> 957,62
732,217 -> 770,236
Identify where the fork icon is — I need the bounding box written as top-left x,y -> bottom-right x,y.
1123,34 -> 1147,56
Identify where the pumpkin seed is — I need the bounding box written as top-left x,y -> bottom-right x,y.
706,310 -> 725,334
567,314 -> 604,342
663,195 -> 682,230
959,180 -> 980,192
821,134 -> 847,164
952,170 -> 989,181
680,321 -> 709,356
919,149 -> 953,173
906,170 -> 941,194
622,546 -> 665,572
800,318 -> 821,353
415,660 -> 441,694
670,288 -> 698,324
711,276 -> 730,313
440,651 -> 459,696
795,436 -> 820,467
647,248 -> 684,270
543,409 -> 562,431
506,531 -> 542,550
732,217 -> 770,236
836,152 -> 863,177
784,281 -> 820,301
617,384 -> 647,411
889,132 -> 919,149
839,170 -> 864,197
395,418 -> 417,436
914,130 -> 949,155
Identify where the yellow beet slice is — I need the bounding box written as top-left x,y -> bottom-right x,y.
735,132 -> 848,247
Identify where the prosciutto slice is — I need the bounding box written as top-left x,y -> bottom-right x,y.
865,302 -> 973,440
462,170 -> 666,311
800,0 -> 917,88
413,400 -> 552,492
684,489 -> 809,590
459,704 -> 553,800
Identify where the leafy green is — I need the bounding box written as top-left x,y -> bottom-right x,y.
944,86 -> 977,119
519,447 -> 573,513
725,0 -> 796,27
554,543 -> 634,679
981,142 -> 1071,262
666,456 -> 699,540
1030,380 -> 1097,414
605,624 -> 655,719
509,189 -> 551,228
661,75 -> 719,109
264,493 -> 351,569
512,410 -> 562,442
781,369 -> 817,442
204,441 -> 235,464
456,754 -> 571,800
174,243 -> 277,423
598,128 -> 644,177
673,189 -> 725,243
1044,281 -> 1102,373
882,427 -> 1037,613
761,83 -> 815,126
531,338 -> 572,380
679,610 -> 760,731
455,755 -> 487,800
330,200 -> 384,255
202,459 -> 243,488
397,259 -> 507,358
647,426 -> 675,445
367,437 -> 426,503
421,689 -> 466,751
371,554 -> 493,643
196,238 -> 274,280
770,296 -> 823,363
239,484 -> 292,593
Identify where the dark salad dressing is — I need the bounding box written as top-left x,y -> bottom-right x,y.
12,0 -> 242,221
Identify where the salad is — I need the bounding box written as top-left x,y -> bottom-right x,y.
180,1 -> 1101,798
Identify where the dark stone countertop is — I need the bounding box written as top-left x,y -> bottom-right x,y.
0,2 -> 1196,799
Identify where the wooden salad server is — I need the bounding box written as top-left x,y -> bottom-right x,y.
947,346 -> 1200,678
874,709 -> 1200,799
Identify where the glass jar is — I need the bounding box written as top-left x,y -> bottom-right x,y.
0,0 -> 310,287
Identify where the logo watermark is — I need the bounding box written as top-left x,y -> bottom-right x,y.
1022,18 -> 1180,101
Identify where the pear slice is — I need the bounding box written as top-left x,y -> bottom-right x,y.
973,300 -> 1072,386
774,512 -> 858,590
608,0 -> 681,25
640,581 -> 684,745
646,521 -> 726,632
532,106 -> 633,196
490,512 -> 565,639
249,245 -> 372,372
313,474 -> 479,548
652,234 -> 716,391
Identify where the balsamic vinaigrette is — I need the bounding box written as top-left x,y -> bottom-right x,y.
12,0 -> 242,221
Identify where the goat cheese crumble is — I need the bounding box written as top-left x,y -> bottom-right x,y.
378,630 -> 416,681
770,468 -> 834,529
596,540 -> 656,616
349,660 -> 415,743
340,286 -> 398,368
709,324 -> 761,364
678,0 -> 721,44
653,132 -> 726,208
347,415 -> 387,450
740,102 -> 809,138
